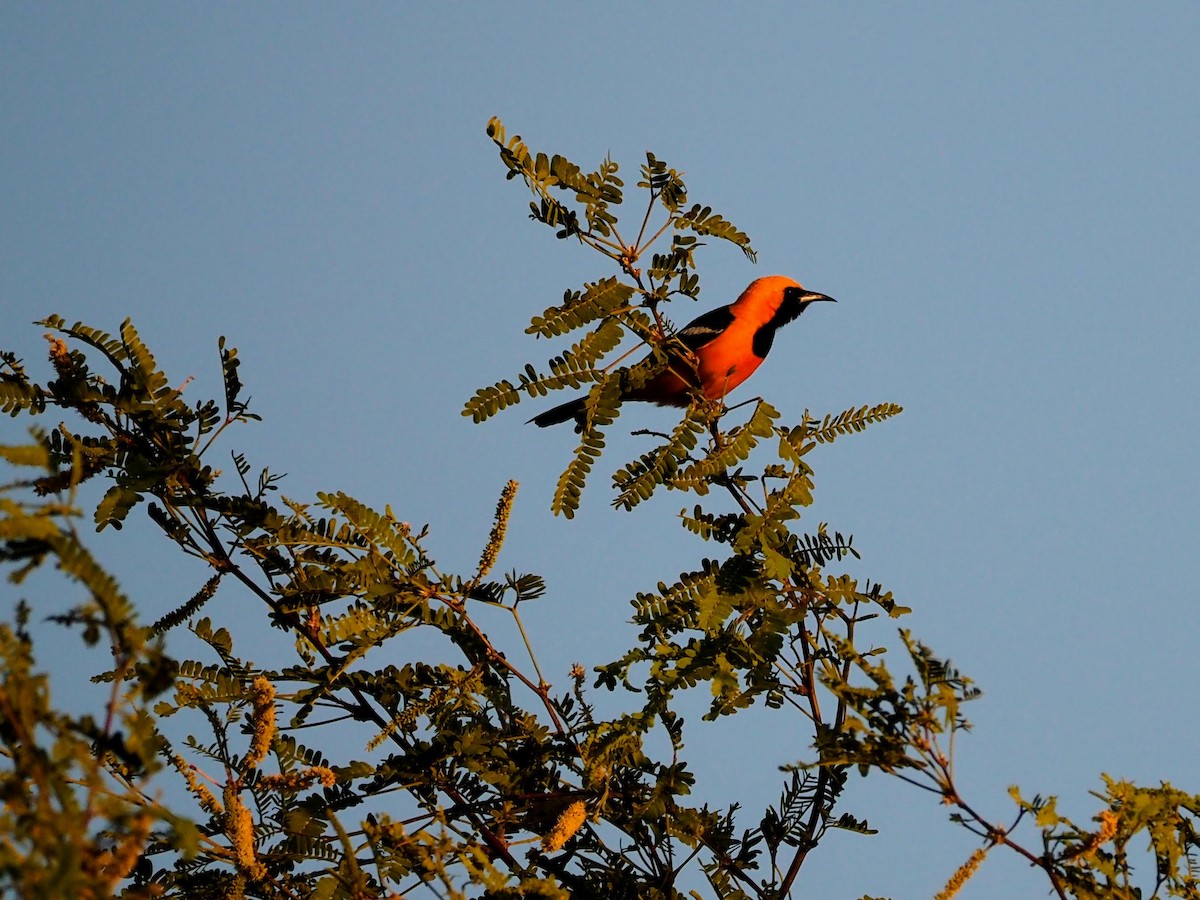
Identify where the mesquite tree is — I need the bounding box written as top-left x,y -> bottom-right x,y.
0,118 -> 1195,899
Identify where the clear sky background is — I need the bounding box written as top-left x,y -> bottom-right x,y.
3,5 -> 1199,898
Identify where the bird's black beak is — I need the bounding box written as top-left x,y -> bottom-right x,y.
801,291 -> 836,304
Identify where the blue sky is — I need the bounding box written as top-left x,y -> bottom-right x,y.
3,5 -> 1199,897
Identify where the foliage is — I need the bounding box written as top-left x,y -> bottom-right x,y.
0,119 -> 1196,899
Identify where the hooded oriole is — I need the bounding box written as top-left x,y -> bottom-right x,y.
529,275 -> 835,428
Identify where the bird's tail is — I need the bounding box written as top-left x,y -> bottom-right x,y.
528,396 -> 587,428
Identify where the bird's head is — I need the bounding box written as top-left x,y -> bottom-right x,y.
740,275 -> 836,327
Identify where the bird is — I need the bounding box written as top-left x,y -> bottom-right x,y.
529,275 -> 835,428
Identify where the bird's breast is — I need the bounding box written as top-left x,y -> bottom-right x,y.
696,319 -> 766,398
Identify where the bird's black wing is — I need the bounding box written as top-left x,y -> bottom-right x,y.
674,305 -> 735,352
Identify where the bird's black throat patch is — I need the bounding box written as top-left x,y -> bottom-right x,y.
752,323 -> 777,358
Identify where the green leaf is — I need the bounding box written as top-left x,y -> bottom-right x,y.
786,403 -> 904,449
95,484 -> 144,531
463,378 -> 521,423
612,405 -> 706,510
0,377 -> 46,416
674,203 -> 757,261
552,379 -> 621,517
0,443 -> 50,468
218,335 -> 253,419
528,277 -> 635,338
671,402 -> 779,492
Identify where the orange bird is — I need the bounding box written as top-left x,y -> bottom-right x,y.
529,275 -> 835,428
